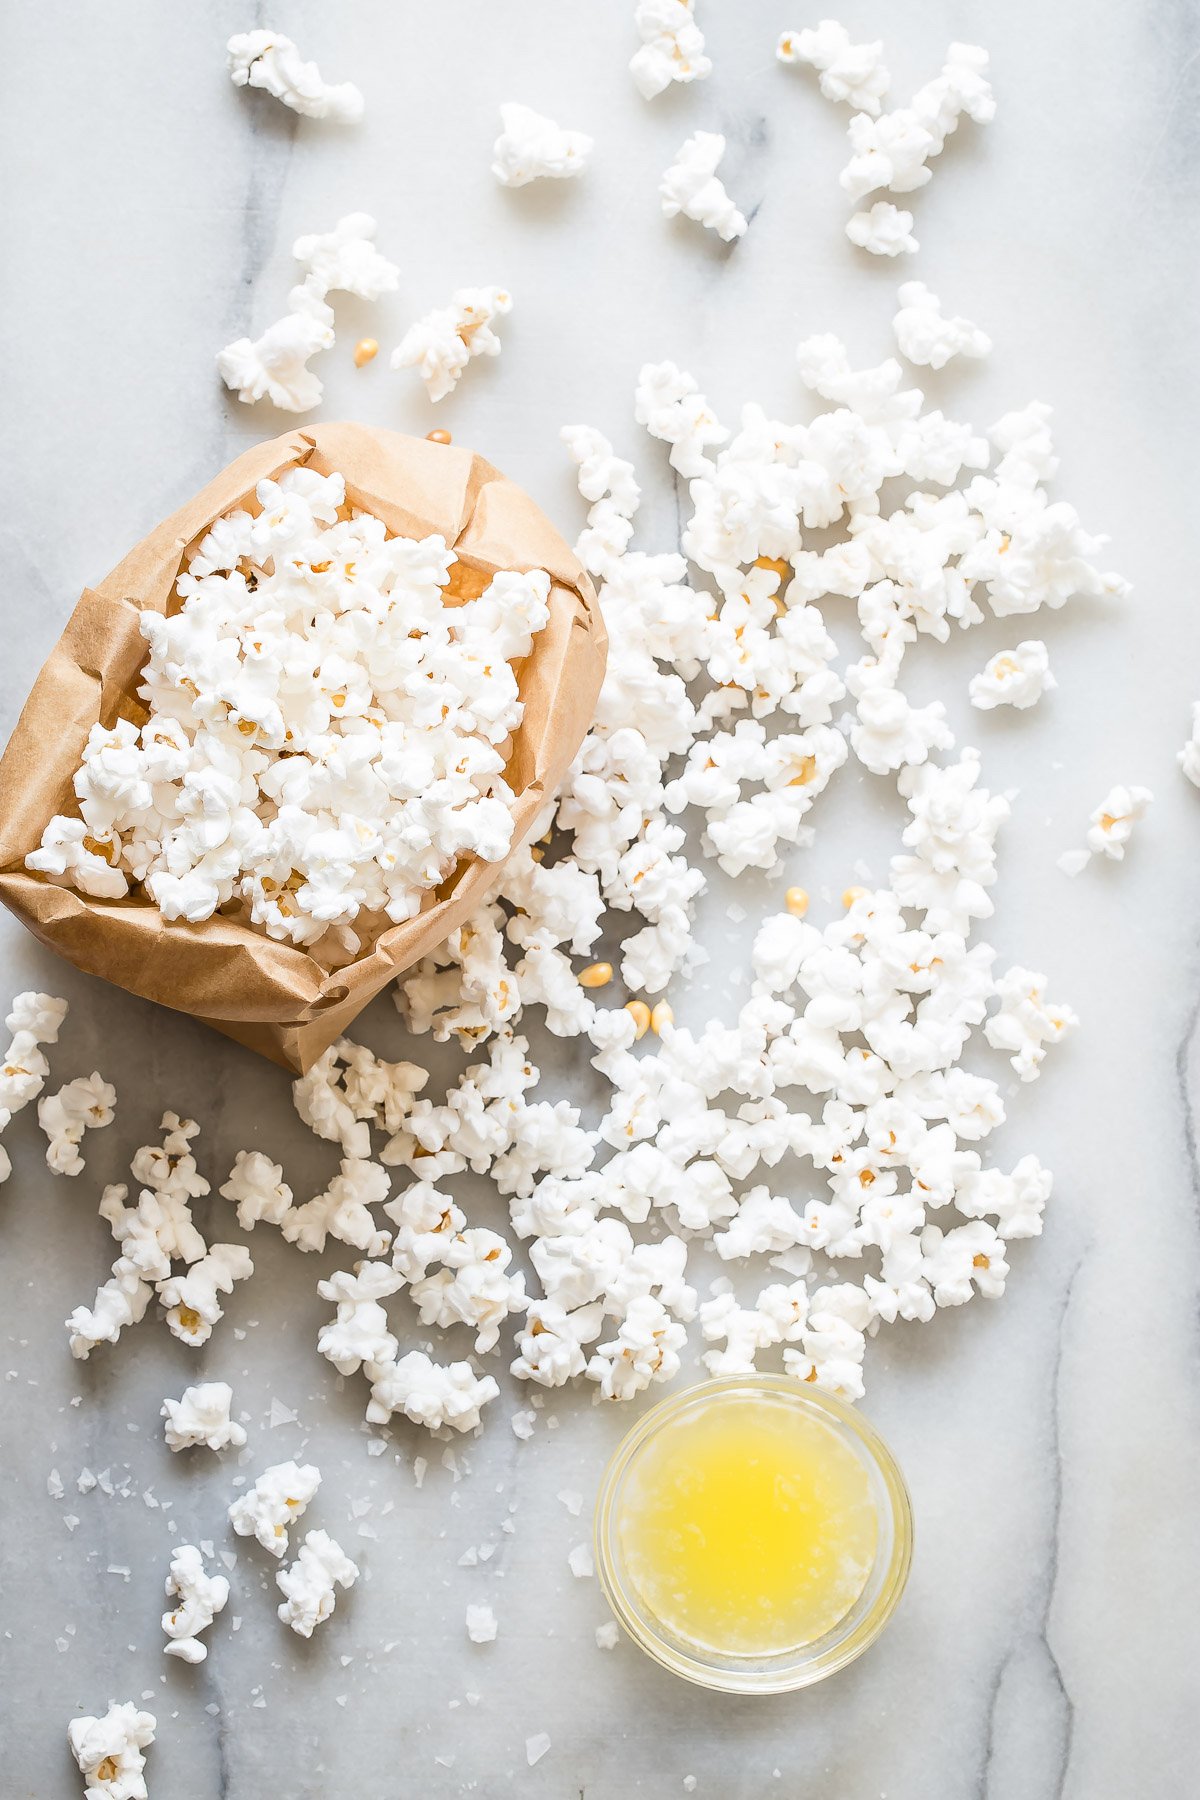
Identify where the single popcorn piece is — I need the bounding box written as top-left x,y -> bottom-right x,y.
846,201 -> 918,256
317,1261 -> 403,1375
227,28 -> 364,122
37,1072 -> 116,1176
893,282 -> 991,369
364,1349 -> 499,1433
1084,784 -> 1153,861
283,1158 -> 391,1258
216,278 -> 335,411
158,1242 -> 254,1346
839,42 -> 994,205
985,965 -> 1079,1081
228,1459 -> 322,1557
660,132 -> 747,243
969,641 -> 1055,711
777,21 -> 890,114
276,1529 -> 359,1637
465,1602 -> 498,1643
561,424 -> 641,576
0,990 -> 69,1181
630,0 -> 711,100
391,286 -> 512,402
161,1381 -> 246,1453
68,1702 -> 156,1800
219,1150 -> 294,1230
162,1544 -> 230,1664
491,103 -> 593,186
292,212 -> 399,301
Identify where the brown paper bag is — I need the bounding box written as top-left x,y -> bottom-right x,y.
0,423 -> 606,1072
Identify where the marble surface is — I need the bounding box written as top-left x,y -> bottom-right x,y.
2,2 -> 1200,1795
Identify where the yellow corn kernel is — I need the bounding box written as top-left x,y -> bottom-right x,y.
353,337 -> 379,368
785,886 -> 809,918
426,428 -> 453,445
842,885 -> 868,909
625,1000 -> 652,1040
650,1001 -> 674,1035
578,962 -> 613,989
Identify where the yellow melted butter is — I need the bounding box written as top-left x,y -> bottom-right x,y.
618,1396 -> 878,1657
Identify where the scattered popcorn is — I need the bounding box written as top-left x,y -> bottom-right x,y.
220,1151 -> 294,1231
465,1602 -> 498,1643
276,1529 -> 359,1636
1084,784 -> 1153,861
892,282 -> 991,369
226,28 -> 364,122
660,132 -> 747,243
630,0 -> 711,99
292,213 -> 399,301
391,287 -> 512,402
969,641 -> 1055,711
364,1350 -> 499,1434
0,990 -> 68,1182
317,1261 -> 403,1374
846,201 -> 918,256
67,1702 -> 155,1800
228,1460 -> 321,1557
777,21 -> 890,114
491,103 -> 592,186
839,42 -> 994,206
162,1381 -> 246,1453
162,1544 -> 229,1663
37,1072 -> 116,1176
985,966 -> 1079,1081
215,278 -> 335,411
159,1243 -> 254,1346
560,424 -> 641,576
30,469 -> 548,942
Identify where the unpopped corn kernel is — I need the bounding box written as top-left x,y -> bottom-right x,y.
578,962 -> 614,989
841,885 -> 867,909
426,428 -> 453,444
353,337 -> 379,367
649,1001 -> 674,1035
624,1000 -> 652,1040
785,887 -> 809,918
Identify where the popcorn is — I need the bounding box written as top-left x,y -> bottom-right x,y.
292,213 -> 399,300
892,282 -> 991,369
660,133 -> 747,242
159,1243 -> 253,1346
921,1219 -> 1009,1306
409,1227 -> 527,1352
838,43 -> 994,208
227,29 -> 364,122
1084,784 -> 1153,861
162,1543 -> 229,1663
364,1350 -> 499,1433
846,202 -> 918,256
561,425 -> 641,575
317,1261 -> 403,1374
161,1381 -> 246,1453
777,21 -> 890,114
276,1529 -> 359,1636
969,640 -> 1055,711
37,1073 -> 116,1176
220,1150 -> 294,1230
32,469 -> 548,946
634,361 -> 728,478
0,990 -> 68,1173
491,103 -> 593,186
587,1295 -> 687,1399
228,1460 -> 322,1557
630,0 -> 711,99
984,965 -> 1079,1081
283,1158 -> 391,1257
68,1702 -> 156,1800
391,286 -> 512,402
216,279 -> 335,411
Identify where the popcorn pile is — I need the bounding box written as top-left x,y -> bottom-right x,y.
28,467 -> 550,950
97,312 -> 1114,1436
778,26 -> 996,256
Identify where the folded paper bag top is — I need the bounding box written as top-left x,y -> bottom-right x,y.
0,423 -> 606,1073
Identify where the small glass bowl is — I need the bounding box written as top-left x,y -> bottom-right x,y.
593,1375 -> 913,1694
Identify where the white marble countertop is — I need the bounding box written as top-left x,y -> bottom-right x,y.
3,3 -> 1200,1796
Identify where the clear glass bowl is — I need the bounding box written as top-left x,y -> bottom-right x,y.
593,1375 -> 913,1693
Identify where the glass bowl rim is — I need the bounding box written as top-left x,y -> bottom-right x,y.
593,1373 -> 914,1694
